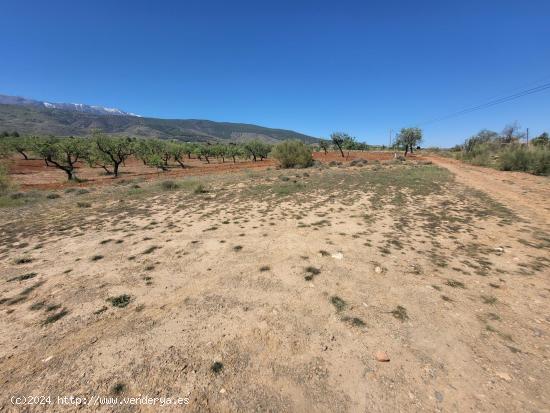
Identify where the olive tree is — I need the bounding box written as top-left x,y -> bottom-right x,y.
244,140 -> 271,161
135,139 -> 170,167
330,132 -> 347,157
44,137 -> 90,180
212,144 -> 228,163
396,127 -> 423,156
169,142 -> 187,168
226,144 -> 243,163
196,144 -> 214,164
92,134 -> 134,177
31,136 -> 59,166
319,140 -> 329,154
7,136 -> 33,160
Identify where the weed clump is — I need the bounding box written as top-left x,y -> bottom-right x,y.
142,245 -> 160,254
342,316 -> 366,327
330,296 -> 347,312
43,309 -> 69,324
107,294 -> 131,308
445,279 -> 465,288
160,180 -> 180,190
304,266 -> 321,281
8,272 -> 37,282
192,183 -> 208,194
211,361 -> 224,374
481,295 -> 497,304
391,305 -> 409,321
112,383 -> 126,395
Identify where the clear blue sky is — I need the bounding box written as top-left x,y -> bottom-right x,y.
2,0 -> 549,146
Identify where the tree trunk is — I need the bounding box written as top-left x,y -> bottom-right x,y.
176,160 -> 185,168
204,156 -> 210,164
113,162 -> 120,177
18,150 -> 29,160
337,145 -> 344,157
404,145 -> 409,156
323,148 -> 327,154
232,156 -> 236,163
65,168 -> 76,180
409,144 -> 414,154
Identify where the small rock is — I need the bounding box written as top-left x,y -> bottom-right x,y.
219,388 -> 226,394
42,356 -> 53,363
374,266 -> 382,274
496,372 -> 512,382
374,351 -> 390,362
434,391 -> 444,402
331,252 -> 344,260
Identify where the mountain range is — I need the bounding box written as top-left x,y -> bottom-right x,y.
0,94 -> 318,143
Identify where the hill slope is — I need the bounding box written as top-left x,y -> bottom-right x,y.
0,103 -> 318,143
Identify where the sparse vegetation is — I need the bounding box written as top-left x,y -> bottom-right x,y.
107,294 -> 131,308
391,305 -> 409,321
454,125 -> 550,175
330,296 -> 347,312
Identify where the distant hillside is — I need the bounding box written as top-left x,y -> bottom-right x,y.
0,94 -> 140,117
0,98 -> 318,143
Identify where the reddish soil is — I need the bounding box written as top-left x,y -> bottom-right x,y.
7,151 -> 400,190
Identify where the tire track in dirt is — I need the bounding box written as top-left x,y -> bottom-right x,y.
426,156 -> 550,228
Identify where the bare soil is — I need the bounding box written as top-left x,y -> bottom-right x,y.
6,151 -> 394,190
0,155 -> 548,412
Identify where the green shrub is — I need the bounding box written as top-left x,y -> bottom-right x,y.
271,140 -> 313,168
160,180 -> 179,190
499,146 -> 550,175
456,142 -> 492,167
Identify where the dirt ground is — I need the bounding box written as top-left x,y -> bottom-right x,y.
5,151 -> 395,190
0,155 -> 549,412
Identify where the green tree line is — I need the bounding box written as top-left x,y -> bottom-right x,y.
0,134 -> 279,180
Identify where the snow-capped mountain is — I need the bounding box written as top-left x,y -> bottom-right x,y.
0,94 -> 140,117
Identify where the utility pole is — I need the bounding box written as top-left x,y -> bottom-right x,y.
526,127 -> 529,146
389,129 -> 393,149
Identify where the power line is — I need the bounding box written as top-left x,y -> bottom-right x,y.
418,81 -> 550,126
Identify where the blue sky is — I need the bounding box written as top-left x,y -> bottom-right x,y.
1,0 -> 549,146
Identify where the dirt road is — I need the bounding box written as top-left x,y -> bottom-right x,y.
427,156 -> 550,227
